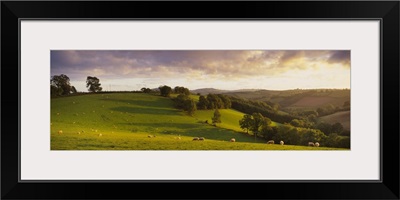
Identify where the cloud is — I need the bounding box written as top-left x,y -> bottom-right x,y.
327,50 -> 350,67
51,50 -> 350,81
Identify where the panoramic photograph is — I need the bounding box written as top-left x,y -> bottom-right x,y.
50,50 -> 350,150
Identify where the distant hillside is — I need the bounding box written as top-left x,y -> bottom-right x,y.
319,111 -> 350,130
224,89 -> 350,109
190,88 -> 229,95
191,88 -> 259,95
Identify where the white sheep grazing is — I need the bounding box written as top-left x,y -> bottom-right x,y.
267,140 -> 274,144
199,137 -> 205,141
230,138 -> 236,142
308,142 -> 315,146
178,137 -> 181,140
58,130 -> 63,134
193,137 -> 199,141
315,142 -> 320,147
280,141 -> 284,145
148,135 -> 153,138
77,132 -> 81,135
98,134 -> 103,137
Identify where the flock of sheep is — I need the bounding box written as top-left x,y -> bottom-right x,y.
267,140 -> 320,147
188,137 -> 321,147
57,129 -> 320,147
55,103 -> 320,147
57,129 -> 321,147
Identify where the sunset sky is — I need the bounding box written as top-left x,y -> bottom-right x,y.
51,50 -> 350,92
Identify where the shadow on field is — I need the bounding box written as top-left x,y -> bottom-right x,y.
101,97 -> 173,109
110,106 -> 181,116
118,122 -> 262,143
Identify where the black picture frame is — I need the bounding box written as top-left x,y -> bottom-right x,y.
1,1 -> 399,199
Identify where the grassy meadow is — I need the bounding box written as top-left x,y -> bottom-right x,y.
51,93 -> 344,150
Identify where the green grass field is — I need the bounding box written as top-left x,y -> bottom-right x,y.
51,93 -> 344,150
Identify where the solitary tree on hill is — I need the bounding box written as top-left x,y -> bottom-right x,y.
86,76 -> 102,93
51,74 -> 76,96
212,109 -> 222,125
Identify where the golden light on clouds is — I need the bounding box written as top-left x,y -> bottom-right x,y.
52,50 -> 350,91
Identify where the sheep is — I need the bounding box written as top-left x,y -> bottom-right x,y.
98,134 -> 102,137
308,142 -> 315,146
199,137 -> 205,141
230,138 -> 236,142
267,140 -> 275,144
58,130 -> 63,134
280,141 -> 284,145
148,135 -> 153,138
177,137 -> 181,140
315,142 -> 320,147
193,137 -> 199,141
56,113 -> 60,115
77,131 -> 81,135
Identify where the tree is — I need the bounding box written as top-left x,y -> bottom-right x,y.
260,126 -> 278,140
174,86 -> 190,95
174,94 -> 189,109
299,129 -> 327,145
51,85 -> 63,97
184,99 -> 197,116
141,87 -> 152,93
207,94 -> 223,109
173,94 -> 197,115
71,86 -> 77,94
86,76 -> 102,93
250,113 -> 265,138
331,122 -> 344,134
51,74 -> 72,95
159,85 -> 172,97
212,109 -> 221,124
197,95 -> 209,110
290,119 -> 305,127
239,114 -> 253,134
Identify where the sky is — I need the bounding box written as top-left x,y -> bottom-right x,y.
51,50 -> 350,92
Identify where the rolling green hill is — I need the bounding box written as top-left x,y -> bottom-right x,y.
224,89 -> 350,109
51,93 -> 343,150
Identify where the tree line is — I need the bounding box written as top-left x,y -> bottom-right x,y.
51,74 -> 103,97
238,112 -> 350,148
230,96 -> 299,124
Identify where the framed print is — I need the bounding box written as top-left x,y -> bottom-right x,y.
2,1 -> 399,200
